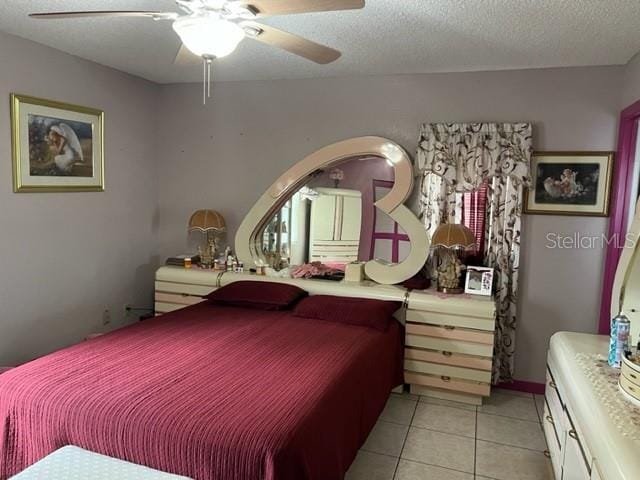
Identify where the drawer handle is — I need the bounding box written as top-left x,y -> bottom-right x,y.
181,293 -> 189,297
441,376 -> 451,382
630,373 -> 638,380
545,415 -> 554,425
629,385 -> 636,392
442,351 -> 453,357
568,429 -> 578,440
444,325 -> 456,330
543,450 -> 551,459
549,381 -> 557,389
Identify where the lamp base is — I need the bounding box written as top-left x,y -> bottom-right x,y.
437,286 -> 464,295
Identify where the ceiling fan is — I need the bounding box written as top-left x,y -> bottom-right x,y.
29,0 -> 365,102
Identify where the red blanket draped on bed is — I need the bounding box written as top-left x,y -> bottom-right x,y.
0,302 -> 403,480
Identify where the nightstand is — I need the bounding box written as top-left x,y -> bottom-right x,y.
404,289 -> 496,405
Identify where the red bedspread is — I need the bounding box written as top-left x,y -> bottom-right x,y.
0,302 -> 403,480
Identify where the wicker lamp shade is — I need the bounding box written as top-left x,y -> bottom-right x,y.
431,223 -> 476,250
188,209 -> 226,233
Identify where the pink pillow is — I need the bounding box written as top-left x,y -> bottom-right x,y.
292,295 -> 400,331
205,281 -> 307,310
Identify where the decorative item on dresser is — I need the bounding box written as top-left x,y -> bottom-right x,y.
620,353 -> 640,405
430,223 -> 477,294
464,266 -> 494,296
404,289 -> 496,405
188,209 -> 226,267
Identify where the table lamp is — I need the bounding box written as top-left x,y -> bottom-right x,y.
431,223 -> 477,294
188,209 -> 226,267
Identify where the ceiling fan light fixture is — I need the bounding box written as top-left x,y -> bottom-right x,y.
172,15 -> 245,58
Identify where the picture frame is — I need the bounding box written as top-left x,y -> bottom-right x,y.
524,151 -> 614,216
464,266 -> 494,296
11,94 -> 104,192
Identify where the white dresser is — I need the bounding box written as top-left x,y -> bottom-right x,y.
544,332 -> 640,480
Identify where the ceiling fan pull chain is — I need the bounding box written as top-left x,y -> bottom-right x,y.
208,59 -> 212,99
202,56 -> 214,105
202,58 -> 206,104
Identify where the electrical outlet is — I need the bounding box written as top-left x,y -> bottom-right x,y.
102,309 -> 111,326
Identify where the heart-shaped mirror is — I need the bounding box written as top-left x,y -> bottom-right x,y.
235,136 -> 429,285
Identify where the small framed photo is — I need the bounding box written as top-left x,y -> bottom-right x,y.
464,266 -> 494,296
524,151 -> 614,216
11,94 -> 104,192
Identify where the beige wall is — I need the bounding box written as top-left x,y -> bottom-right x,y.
156,67 -> 622,383
0,32 -> 159,366
622,52 -> 640,108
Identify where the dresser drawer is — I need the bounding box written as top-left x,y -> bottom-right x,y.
404,358 -> 491,383
404,371 -> 490,396
404,347 -> 492,371
406,322 -> 493,345
155,292 -> 206,306
563,420 -> 592,480
620,373 -> 640,399
542,400 -> 563,480
155,281 -> 214,297
406,309 -> 495,331
621,355 -> 640,389
406,334 -> 494,357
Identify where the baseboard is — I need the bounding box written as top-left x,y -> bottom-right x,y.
497,379 -> 546,395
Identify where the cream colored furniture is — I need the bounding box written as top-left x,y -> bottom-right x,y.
620,354 -> 640,406
155,267 -> 498,405
309,187 -> 362,263
155,267 -> 406,315
545,332 -> 640,480
404,290 -> 496,405
155,268 -> 220,315
234,136 -> 430,285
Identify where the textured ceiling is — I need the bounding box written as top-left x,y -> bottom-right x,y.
1,0 -> 640,84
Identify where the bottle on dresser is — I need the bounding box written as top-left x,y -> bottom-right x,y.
609,311 -> 631,368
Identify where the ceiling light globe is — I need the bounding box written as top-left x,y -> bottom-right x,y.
173,16 -> 245,58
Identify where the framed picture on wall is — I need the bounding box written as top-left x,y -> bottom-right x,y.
524,151 -> 614,216
11,94 -> 104,192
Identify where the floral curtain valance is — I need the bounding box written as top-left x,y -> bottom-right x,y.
416,122 -> 533,191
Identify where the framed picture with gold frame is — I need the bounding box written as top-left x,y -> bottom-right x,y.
11,94 -> 104,192
524,151 -> 614,216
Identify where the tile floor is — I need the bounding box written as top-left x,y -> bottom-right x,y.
346,388 -> 554,480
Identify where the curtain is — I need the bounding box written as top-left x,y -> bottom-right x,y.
417,123 -> 532,383
462,181 -> 488,257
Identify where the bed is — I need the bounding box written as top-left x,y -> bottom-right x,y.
0,297 -> 403,480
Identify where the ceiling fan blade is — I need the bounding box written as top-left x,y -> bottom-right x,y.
241,21 -> 340,64
29,11 -> 168,20
239,0 -> 364,16
174,44 -> 202,66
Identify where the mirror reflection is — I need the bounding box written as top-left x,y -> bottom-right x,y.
261,156 -> 410,270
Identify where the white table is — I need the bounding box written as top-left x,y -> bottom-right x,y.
9,446 -> 192,480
